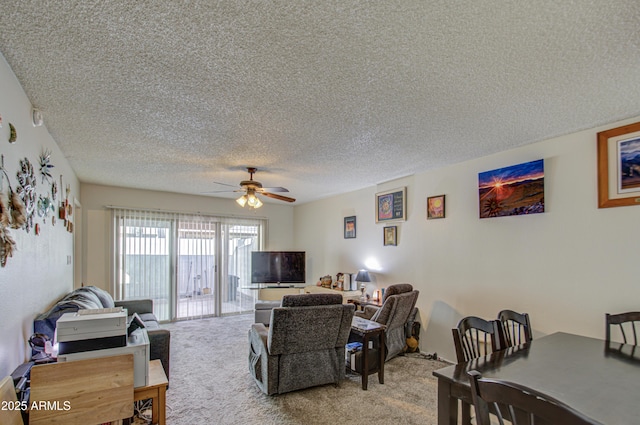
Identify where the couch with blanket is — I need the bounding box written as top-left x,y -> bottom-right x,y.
33,286 -> 170,379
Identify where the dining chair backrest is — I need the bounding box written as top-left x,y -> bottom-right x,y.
497,309 -> 533,348
606,312 -> 640,345
468,370 -> 604,425
452,316 -> 502,363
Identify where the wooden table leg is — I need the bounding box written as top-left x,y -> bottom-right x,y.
151,393 -> 159,424
158,384 -> 166,425
378,330 -> 385,384
437,379 -> 458,425
362,334 -> 370,390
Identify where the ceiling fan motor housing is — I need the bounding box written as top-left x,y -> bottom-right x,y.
240,180 -> 262,189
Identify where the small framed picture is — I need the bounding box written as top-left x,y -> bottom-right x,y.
427,194 -> 446,219
344,216 -> 356,239
375,187 -> 406,223
383,226 -> 397,246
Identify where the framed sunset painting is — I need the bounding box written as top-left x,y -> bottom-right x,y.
478,159 -> 544,218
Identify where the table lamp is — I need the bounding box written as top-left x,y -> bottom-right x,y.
355,270 -> 371,299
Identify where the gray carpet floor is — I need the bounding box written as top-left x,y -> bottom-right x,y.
162,314 -> 448,425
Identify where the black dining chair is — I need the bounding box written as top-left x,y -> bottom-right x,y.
468,370 -> 604,425
606,312 -> 640,345
452,316 -> 503,363
452,316 -> 504,425
497,309 -> 533,348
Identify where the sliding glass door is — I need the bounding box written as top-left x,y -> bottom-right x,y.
221,223 -> 262,314
175,219 -> 217,319
114,211 -> 175,321
113,209 -> 263,321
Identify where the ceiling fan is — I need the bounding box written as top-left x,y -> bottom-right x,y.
207,167 -> 295,208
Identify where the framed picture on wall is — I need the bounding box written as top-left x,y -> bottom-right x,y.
344,216 -> 356,239
375,187 -> 406,223
427,194 -> 446,219
383,226 -> 397,246
478,159 -> 544,218
597,121 -> 640,208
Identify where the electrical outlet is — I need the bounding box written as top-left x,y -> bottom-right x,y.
66,255 -> 72,265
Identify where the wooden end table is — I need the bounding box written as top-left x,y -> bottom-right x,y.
349,316 -> 385,390
134,359 -> 168,425
349,298 -> 383,311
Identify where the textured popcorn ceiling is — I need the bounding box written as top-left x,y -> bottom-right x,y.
1,1 -> 639,204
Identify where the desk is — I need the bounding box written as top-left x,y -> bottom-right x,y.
432,332 -> 640,425
134,360 -> 168,425
350,317 -> 385,390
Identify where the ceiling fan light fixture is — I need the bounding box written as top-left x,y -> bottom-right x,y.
237,188 -> 264,209
217,168 -> 292,208
236,195 -> 247,207
246,191 -> 261,208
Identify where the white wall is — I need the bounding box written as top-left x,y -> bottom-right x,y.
0,54 -> 80,377
294,116 -> 640,362
80,184 -> 295,291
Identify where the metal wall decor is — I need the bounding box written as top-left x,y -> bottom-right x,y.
39,148 -> 54,183
37,194 -> 55,218
16,158 -> 36,232
0,144 -> 68,265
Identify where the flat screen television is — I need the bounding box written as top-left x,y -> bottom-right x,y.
251,251 -> 306,284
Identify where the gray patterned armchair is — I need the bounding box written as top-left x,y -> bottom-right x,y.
248,293 -> 355,395
355,283 -> 419,361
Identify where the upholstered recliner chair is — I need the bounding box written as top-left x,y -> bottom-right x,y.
248,293 -> 355,395
355,283 -> 419,361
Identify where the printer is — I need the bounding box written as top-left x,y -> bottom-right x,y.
56,309 -> 128,355
55,309 -> 149,387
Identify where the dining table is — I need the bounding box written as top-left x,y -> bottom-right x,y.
432,332 -> 640,425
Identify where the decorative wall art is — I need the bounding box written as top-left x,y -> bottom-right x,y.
597,121 -> 640,208
0,140 -> 69,266
478,159 -> 544,219
16,158 -> 37,232
383,226 -> 397,246
8,123 -> 17,144
39,148 -> 54,183
375,187 -> 406,223
344,216 -> 356,239
0,162 -> 26,267
427,195 -> 445,219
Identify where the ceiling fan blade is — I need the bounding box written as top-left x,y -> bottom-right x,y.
201,189 -> 244,194
257,186 -> 289,193
261,192 -> 296,203
211,180 -> 239,187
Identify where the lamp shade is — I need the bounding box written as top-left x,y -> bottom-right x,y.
355,270 -> 370,282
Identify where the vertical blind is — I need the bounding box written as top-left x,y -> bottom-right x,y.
112,208 -> 265,321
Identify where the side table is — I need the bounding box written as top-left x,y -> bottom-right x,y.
349,316 -> 385,390
134,359 -> 168,425
349,298 -> 382,311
